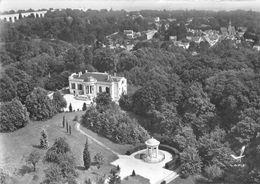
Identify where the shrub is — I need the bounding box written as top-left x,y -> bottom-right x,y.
83,139 -> 91,170
40,129 -> 49,149
0,98 -> 29,132
82,102 -> 87,111
132,170 -> 136,176
26,150 -> 41,172
119,94 -> 132,111
180,146 -> 202,177
159,144 -> 179,155
204,164 -> 224,181
62,116 -> 65,128
25,87 -> 55,120
52,91 -> 67,112
94,152 -> 104,169
43,137 -> 77,184
117,165 -> 120,171
81,106 -> 149,144
125,144 -> 146,155
45,137 -> 71,163
69,103 -> 72,112
73,115 -> 79,121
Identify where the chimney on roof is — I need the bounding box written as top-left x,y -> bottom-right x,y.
114,72 -> 116,77
107,74 -> 111,81
78,71 -> 82,77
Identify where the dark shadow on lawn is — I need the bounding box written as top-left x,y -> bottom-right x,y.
32,144 -> 42,149
17,165 -> 33,176
76,166 -> 85,171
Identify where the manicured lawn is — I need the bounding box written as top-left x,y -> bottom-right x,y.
169,176 -> 196,184
122,175 -> 150,184
0,111 -> 132,184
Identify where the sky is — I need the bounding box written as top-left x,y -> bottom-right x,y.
0,0 -> 260,12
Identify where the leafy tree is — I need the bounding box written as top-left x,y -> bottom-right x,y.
132,81 -> 165,115
198,128 -> 235,169
95,92 -> 112,112
230,108 -> 260,146
204,164 -> 224,182
43,164 -> 63,184
180,146 -> 202,177
40,129 -> 49,149
116,51 -> 139,72
26,150 -> 41,172
43,137 -> 77,183
16,79 -> 35,104
81,106 -> 149,144
83,138 -> 91,170
25,87 -> 55,120
0,98 -> 29,132
108,172 -> 121,184
170,126 -> 197,152
45,137 -> 71,163
0,74 -> 16,102
83,46 -> 93,65
64,47 -> 85,72
119,94 -> 132,111
94,153 -> 104,169
52,91 -> 67,112
93,48 -> 116,72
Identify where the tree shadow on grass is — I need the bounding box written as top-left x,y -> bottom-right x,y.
17,165 -> 33,176
32,144 -> 42,149
76,166 -> 86,171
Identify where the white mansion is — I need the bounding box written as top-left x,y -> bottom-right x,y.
69,71 -> 127,102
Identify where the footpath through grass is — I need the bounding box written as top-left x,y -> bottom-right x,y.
0,111 -> 132,184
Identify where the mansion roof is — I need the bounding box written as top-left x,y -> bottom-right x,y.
70,72 -> 123,83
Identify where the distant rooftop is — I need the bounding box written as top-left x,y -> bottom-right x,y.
71,71 -> 123,83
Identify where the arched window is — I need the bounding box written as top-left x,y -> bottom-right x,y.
78,84 -> 82,90
99,86 -> 102,93
106,87 -> 110,94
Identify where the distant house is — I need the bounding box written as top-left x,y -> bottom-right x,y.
69,71 -> 127,102
253,45 -> 260,51
169,36 -> 177,41
221,27 -> 228,36
154,17 -> 160,23
146,29 -> 157,40
124,30 -> 134,39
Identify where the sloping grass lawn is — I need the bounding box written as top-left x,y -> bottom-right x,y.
169,176 -> 196,184
122,175 -> 150,184
0,111 -> 133,184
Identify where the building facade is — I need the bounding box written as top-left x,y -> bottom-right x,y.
69,71 -> 127,102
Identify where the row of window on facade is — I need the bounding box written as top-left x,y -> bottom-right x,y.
71,83 -> 110,94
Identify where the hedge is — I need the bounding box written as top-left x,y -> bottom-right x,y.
125,144 -> 146,155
